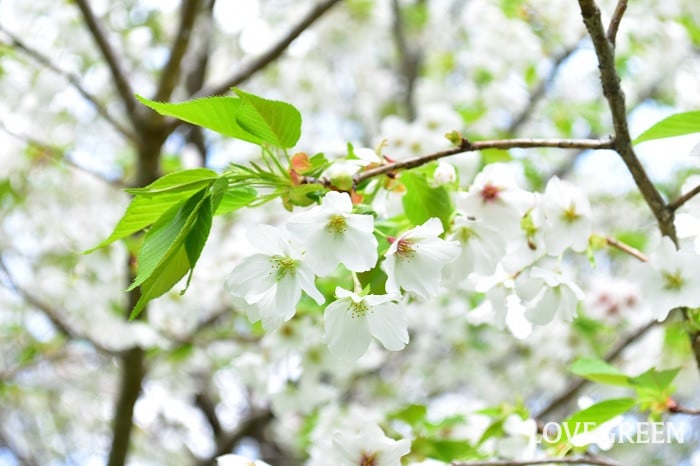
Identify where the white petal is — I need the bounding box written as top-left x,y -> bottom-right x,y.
336,228 -> 378,272
247,224 -> 286,254
274,275 -> 302,321
226,255 -> 276,299
297,265 -> 325,305
345,212 -> 375,233
322,191 -> 353,212
324,299 -> 371,360
410,217 -> 444,239
382,255 -> 400,295
525,287 -> 559,325
367,302 -> 408,351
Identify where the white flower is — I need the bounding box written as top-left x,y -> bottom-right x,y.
324,287 -> 407,360
497,415 -> 537,459
287,191 -> 378,275
382,218 -> 460,299
541,177 -> 592,256
641,237 -> 700,321
445,215 -> 507,282
432,162 -> 457,186
333,423 -> 411,466
216,454 -> 271,466
225,225 -> 324,331
458,163 -> 535,234
516,260 -> 584,325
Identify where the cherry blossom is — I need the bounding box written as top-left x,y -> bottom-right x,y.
323,287 -> 407,360
287,191 -> 378,275
541,177 -> 592,256
225,225 -> 324,330
515,260 -> 584,325
458,163 -> 535,235
641,237 -> 700,321
332,422 -> 411,466
216,454 -> 272,466
382,218 -> 460,299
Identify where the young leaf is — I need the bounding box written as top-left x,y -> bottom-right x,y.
135,94 -> 265,146
86,169 -> 218,251
128,189 -> 208,291
129,246 -> 191,320
560,398 -> 635,442
400,171 -> 454,231
233,88 -> 302,148
629,367 -> 680,393
569,358 -> 631,386
214,186 -> 257,215
128,190 -> 214,319
633,110 -> 700,145
125,168 -> 218,196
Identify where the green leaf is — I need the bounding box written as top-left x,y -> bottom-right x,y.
125,168 -> 218,196
233,88 -> 302,148
130,246 -> 191,320
569,358 -> 631,387
411,437 -> 478,462
128,190 -> 214,319
633,110 -> 700,145
560,398 -> 635,442
389,404 -> 427,426
128,189 -> 207,291
214,186 -> 257,215
184,198 -> 213,275
630,367 -> 680,393
400,171 -> 454,231
135,94 -> 265,146
86,169 -> 218,251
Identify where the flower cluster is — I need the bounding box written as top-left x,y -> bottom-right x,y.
227,191 -> 459,360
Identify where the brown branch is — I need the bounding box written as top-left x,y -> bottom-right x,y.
606,0 -> 628,47
0,120 -> 125,188
669,184 -> 700,212
605,236 -> 648,262
669,403 -> 700,415
390,0 -> 420,120
74,0 -> 139,120
508,40 -> 583,135
535,319 -> 658,420
351,137 -> 615,185
197,409 -> 274,466
0,26 -> 134,140
153,0 -> 202,102
452,455 -> 621,466
195,0 -> 343,98
0,255 -> 117,356
577,0 -> 675,241
107,348 -> 145,466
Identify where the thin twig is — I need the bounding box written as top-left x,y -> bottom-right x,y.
668,184 -> 700,212
195,0 -> 342,98
535,319 -> 658,419
390,0 -> 420,120
577,0 -> 675,241
350,137 -> 615,185
153,0 -> 202,102
605,236 -> 648,262
669,404 -> 700,415
606,0 -> 628,47
0,255 -> 117,356
452,455 -> 621,466
508,40 -> 583,135
74,0 -> 139,119
0,120 -> 125,188
0,26 -> 134,140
